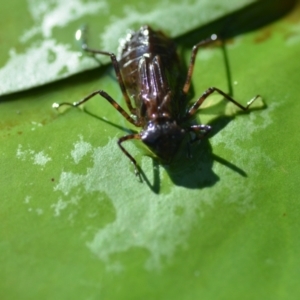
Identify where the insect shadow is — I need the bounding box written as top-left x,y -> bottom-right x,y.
83,106 -> 255,193
150,115 -> 257,191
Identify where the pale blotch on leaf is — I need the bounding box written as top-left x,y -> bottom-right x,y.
71,135 -> 93,164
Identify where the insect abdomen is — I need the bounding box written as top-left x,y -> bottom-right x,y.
118,25 -> 181,105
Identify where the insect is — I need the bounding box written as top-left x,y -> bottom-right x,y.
53,25 -> 259,176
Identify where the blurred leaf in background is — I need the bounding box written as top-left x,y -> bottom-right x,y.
0,0 -> 290,95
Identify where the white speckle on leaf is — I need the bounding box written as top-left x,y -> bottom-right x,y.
17,145 -> 26,160
71,135 -> 93,164
31,122 -> 43,131
24,196 -> 31,204
51,195 -> 81,219
16,145 -> 52,169
54,172 -> 84,196
36,208 -> 44,215
31,121 -> 42,127
51,198 -> 68,217
33,151 -> 52,167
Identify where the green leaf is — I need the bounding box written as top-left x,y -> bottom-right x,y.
1,1 -> 300,299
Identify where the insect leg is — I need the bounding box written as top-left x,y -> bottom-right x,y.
185,87 -> 259,119
185,124 -> 211,158
53,90 -> 140,127
78,32 -> 135,114
183,34 -> 218,94
118,133 -> 142,177
188,124 -> 212,143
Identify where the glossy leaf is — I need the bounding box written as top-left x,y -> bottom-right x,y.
1,1 -> 300,299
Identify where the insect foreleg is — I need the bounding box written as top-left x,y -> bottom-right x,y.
187,124 -> 212,143
118,134 -> 142,178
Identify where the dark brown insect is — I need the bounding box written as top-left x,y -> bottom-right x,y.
53,25 -> 259,176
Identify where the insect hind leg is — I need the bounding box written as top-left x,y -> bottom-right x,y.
76,27 -> 136,115
185,87 -> 260,119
